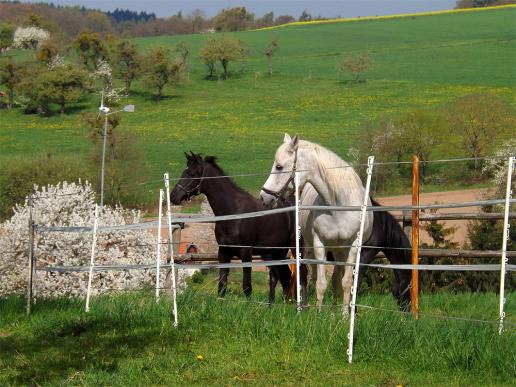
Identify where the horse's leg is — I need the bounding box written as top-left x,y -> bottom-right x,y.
217,250 -> 230,297
331,263 -> 344,305
342,244 -> 358,316
313,234 -> 327,311
300,262 -> 309,307
357,247 -> 378,294
268,266 -> 278,305
241,249 -> 252,297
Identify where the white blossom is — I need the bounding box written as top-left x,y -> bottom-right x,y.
12,26 -> 50,50
92,59 -> 124,105
0,181 -> 194,298
482,139 -> 516,190
47,54 -> 65,70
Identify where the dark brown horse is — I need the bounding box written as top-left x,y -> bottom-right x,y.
171,152 -> 307,304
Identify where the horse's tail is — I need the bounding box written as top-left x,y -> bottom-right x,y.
370,197 -> 412,311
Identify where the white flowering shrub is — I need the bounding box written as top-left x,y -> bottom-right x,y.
47,54 -> 64,70
12,26 -> 50,50
0,181 -> 193,298
482,139 -> 516,190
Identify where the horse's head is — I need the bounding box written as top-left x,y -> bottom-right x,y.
171,151 -> 206,205
260,133 -> 301,206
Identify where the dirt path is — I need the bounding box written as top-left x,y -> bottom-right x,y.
180,188 -> 492,254
377,188 -> 493,246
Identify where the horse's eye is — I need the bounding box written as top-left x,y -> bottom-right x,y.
275,165 -> 283,171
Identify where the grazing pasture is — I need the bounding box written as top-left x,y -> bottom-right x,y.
0,273 -> 514,385
1,7 -> 514,200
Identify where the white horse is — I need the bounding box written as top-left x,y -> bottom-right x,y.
260,134 -> 373,314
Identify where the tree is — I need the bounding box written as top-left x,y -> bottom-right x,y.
114,39 -> 142,93
83,112 -> 148,206
12,26 -> 50,50
36,40 -> 59,65
337,54 -> 373,83
74,31 -> 108,69
0,56 -> 21,109
275,15 -> 296,25
200,38 -> 218,78
299,10 -> 312,22
446,93 -> 514,173
19,62 -> 87,114
255,11 -> 275,28
200,36 -> 245,79
213,7 -> 254,32
143,46 -> 185,101
264,38 -> 279,75
0,23 -> 14,52
455,0 -> 514,8
395,110 -> 445,180
175,41 -> 190,63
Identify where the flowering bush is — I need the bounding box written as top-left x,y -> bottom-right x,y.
12,26 -> 50,50
482,138 -> 516,190
0,181 -> 193,298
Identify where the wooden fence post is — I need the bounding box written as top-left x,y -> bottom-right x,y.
411,155 -> 420,319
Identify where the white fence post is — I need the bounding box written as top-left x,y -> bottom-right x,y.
499,156 -> 514,334
164,173 -> 179,327
85,204 -> 99,312
347,155 -> 375,364
295,171 -> 302,311
155,189 -> 164,302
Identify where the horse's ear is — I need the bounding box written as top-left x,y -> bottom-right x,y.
184,151 -> 190,161
283,133 -> 292,143
291,135 -> 299,152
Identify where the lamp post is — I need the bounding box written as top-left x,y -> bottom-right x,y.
98,94 -> 135,207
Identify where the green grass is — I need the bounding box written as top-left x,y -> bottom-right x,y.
1,273 -> 515,385
1,7 -> 515,203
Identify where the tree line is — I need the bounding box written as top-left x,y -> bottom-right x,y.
0,2 -> 323,42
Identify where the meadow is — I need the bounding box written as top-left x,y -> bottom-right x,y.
1,6 -> 515,201
0,270 -> 515,386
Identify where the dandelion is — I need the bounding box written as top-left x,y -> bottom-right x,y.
196,355 -> 204,361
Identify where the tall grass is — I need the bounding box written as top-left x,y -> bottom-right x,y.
1,285 -> 514,385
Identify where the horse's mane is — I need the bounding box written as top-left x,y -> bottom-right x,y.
203,156 -> 252,196
299,140 -> 364,203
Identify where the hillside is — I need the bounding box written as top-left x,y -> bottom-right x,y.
1,6 -> 514,200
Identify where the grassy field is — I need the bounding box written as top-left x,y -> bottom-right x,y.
1,271 -> 515,386
1,7 -> 515,201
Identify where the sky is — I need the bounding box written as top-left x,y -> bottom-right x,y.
18,0 -> 458,18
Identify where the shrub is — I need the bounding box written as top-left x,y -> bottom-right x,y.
0,181 -> 194,298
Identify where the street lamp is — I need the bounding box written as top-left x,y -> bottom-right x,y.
98,92 -> 135,206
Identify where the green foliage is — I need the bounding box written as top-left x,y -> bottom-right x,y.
18,62 -> 87,114
446,93 -> 515,173
73,31 -> 109,69
35,39 -> 59,65
0,154 -> 90,220
143,46 -> 185,101
114,39 -> 142,93
0,55 -> 21,109
213,7 -> 254,32
0,23 -> 14,51
200,36 -> 245,79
